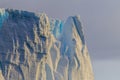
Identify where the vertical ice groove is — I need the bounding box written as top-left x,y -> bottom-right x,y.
72,16 -> 85,53
72,16 -> 85,45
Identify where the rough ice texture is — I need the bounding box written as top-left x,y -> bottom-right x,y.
0,9 -> 94,80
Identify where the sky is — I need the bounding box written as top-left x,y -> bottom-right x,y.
0,0 -> 120,80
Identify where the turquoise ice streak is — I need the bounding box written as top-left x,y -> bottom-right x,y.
59,21 -> 63,34
50,19 -> 64,38
0,11 -> 9,28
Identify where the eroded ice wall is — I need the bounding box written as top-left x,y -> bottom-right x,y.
0,9 -> 94,80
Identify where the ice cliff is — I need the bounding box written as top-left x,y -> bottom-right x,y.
0,8 -> 94,80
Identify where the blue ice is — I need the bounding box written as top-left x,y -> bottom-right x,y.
50,19 -> 64,38
0,11 -> 9,28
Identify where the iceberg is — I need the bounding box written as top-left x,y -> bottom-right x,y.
0,9 -> 94,80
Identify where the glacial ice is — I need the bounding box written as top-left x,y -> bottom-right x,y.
0,9 -> 9,28
0,9 -> 94,80
49,19 -> 64,39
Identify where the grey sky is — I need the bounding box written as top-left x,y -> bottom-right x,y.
0,0 -> 120,79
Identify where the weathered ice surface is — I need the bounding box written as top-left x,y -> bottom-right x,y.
0,8 -> 94,80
